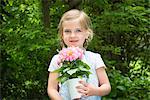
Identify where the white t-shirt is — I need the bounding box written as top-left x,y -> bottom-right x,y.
48,51 -> 106,100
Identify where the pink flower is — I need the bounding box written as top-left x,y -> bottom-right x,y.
57,47 -> 84,65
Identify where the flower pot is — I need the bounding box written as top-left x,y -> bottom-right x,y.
67,78 -> 86,100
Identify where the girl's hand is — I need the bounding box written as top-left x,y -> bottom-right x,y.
76,80 -> 97,96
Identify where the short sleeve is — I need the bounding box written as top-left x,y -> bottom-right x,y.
95,53 -> 106,69
48,55 -> 59,72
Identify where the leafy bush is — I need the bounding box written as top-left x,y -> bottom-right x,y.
103,66 -> 150,100
1,0 -> 59,99
1,0 -> 149,99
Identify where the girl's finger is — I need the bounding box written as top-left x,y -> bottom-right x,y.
76,85 -> 87,91
79,80 -> 88,87
77,88 -> 88,94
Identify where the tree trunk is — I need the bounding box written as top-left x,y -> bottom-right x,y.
41,0 -> 50,32
64,0 -> 82,10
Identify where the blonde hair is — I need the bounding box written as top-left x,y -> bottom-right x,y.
58,9 -> 93,48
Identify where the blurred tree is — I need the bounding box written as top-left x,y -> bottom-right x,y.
41,0 -> 50,31
63,0 -> 82,10
1,0 -> 149,99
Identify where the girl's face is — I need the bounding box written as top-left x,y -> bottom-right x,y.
62,19 -> 88,48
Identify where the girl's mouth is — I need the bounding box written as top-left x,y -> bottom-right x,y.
69,40 -> 79,45
69,40 -> 78,42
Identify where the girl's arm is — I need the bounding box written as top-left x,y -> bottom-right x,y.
95,67 -> 111,96
47,72 -> 62,100
77,67 -> 111,96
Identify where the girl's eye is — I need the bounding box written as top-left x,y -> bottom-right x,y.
75,29 -> 82,33
64,30 -> 71,33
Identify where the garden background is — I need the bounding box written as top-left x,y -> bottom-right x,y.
1,0 -> 150,99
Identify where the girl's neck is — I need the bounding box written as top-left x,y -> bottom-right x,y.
66,46 -> 85,49
62,46 -> 86,52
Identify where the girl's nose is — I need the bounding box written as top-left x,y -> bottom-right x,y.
70,32 -> 76,37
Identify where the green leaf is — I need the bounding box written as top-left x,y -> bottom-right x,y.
57,76 -> 68,83
63,68 -> 70,73
117,86 -> 126,91
8,0 -> 13,6
20,4 -> 26,12
67,69 -> 78,75
79,66 -> 89,71
53,67 -> 64,73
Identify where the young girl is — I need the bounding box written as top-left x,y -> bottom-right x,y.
47,9 -> 111,100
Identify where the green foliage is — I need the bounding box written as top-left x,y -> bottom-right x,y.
88,0 -> 149,74
1,0 -> 60,99
85,0 -> 149,99
1,0 -> 149,99
54,59 -> 91,84
103,66 -> 150,100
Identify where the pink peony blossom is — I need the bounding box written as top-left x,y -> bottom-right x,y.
57,47 -> 84,65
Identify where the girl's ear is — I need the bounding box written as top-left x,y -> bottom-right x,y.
85,31 -> 89,39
